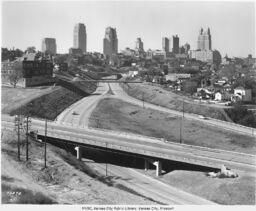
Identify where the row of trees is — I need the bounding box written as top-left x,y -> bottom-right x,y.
2,48 -> 23,61
225,103 -> 256,128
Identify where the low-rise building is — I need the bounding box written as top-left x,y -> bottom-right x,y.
189,50 -> 221,66
1,56 -> 55,87
233,86 -> 252,102
215,92 -> 222,101
69,48 -> 83,56
165,73 -> 191,82
121,47 -> 136,57
146,49 -> 166,60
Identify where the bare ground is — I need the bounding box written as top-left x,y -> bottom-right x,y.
137,168 -> 255,205
1,131 -> 157,204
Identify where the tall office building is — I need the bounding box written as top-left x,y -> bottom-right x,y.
172,35 -> 179,54
190,28 -> 221,65
135,38 -> 144,52
41,38 -> 57,55
73,23 -> 87,53
103,27 -> 118,58
183,43 -> 190,53
162,37 -> 169,53
197,27 -> 212,51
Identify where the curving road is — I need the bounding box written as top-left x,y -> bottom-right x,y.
2,80 -> 255,205
108,83 -> 256,136
56,82 -> 109,127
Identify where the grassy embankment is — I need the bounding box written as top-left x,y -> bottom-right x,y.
1,86 -> 55,114
89,98 -> 256,154
1,84 -> 160,204
122,83 -> 230,121
89,97 -> 256,205
1,131 -> 157,204
2,80 -> 96,120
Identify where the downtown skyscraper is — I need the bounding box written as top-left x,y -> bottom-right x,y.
41,38 -> 57,55
197,27 -> 212,51
162,37 -> 169,53
73,23 -> 87,53
103,27 -> 118,58
135,38 -> 144,53
172,35 -> 179,54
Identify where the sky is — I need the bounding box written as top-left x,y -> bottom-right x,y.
1,0 -> 255,57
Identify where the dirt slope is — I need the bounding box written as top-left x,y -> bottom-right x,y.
1,131 -> 156,204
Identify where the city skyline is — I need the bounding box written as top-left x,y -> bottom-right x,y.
2,1 -> 255,57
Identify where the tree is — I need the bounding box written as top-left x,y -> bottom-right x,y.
226,102 -> 256,128
25,46 -> 36,54
9,70 -> 22,88
183,80 -> 198,95
232,76 -> 256,100
2,47 -> 23,61
8,62 -> 23,88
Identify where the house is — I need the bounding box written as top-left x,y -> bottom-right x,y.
165,73 -> 191,82
233,87 -> 252,102
128,70 -> 138,77
197,88 -> 214,100
215,92 -> 222,101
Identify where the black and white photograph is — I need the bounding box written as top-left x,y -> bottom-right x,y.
1,0 -> 256,208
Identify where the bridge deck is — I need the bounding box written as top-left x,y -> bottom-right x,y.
2,115 -> 255,173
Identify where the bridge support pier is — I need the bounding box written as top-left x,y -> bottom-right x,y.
144,159 -> 162,176
153,161 -> 162,177
144,159 -> 149,171
75,146 -> 82,161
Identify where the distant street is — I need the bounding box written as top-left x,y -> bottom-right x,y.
56,82 -> 109,127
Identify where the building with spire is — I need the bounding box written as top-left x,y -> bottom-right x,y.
103,27 -> 118,58
189,27 -> 221,66
73,23 -> 87,53
197,27 -> 212,51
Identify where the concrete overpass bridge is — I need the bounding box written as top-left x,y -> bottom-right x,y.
2,114 -> 255,177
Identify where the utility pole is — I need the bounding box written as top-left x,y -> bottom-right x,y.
183,99 -> 185,118
180,99 -> 184,144
26,116 -> 29,161
16,115 -> 21,161
142,92 -> 145,109
179,116 -> 182,144
105,142 -> 108,177
44,119 -> 47,168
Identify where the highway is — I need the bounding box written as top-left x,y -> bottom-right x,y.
2,115 -> 255,174
2,81 -> 256,205
85,159 -> 216,205
108,83 -> 256,136
56,82 -> 109,127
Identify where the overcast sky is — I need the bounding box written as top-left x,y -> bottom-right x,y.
2,0 -> 255,57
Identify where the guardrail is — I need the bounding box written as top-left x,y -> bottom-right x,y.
2,117 -> 255,170
2,114 -> 255,158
